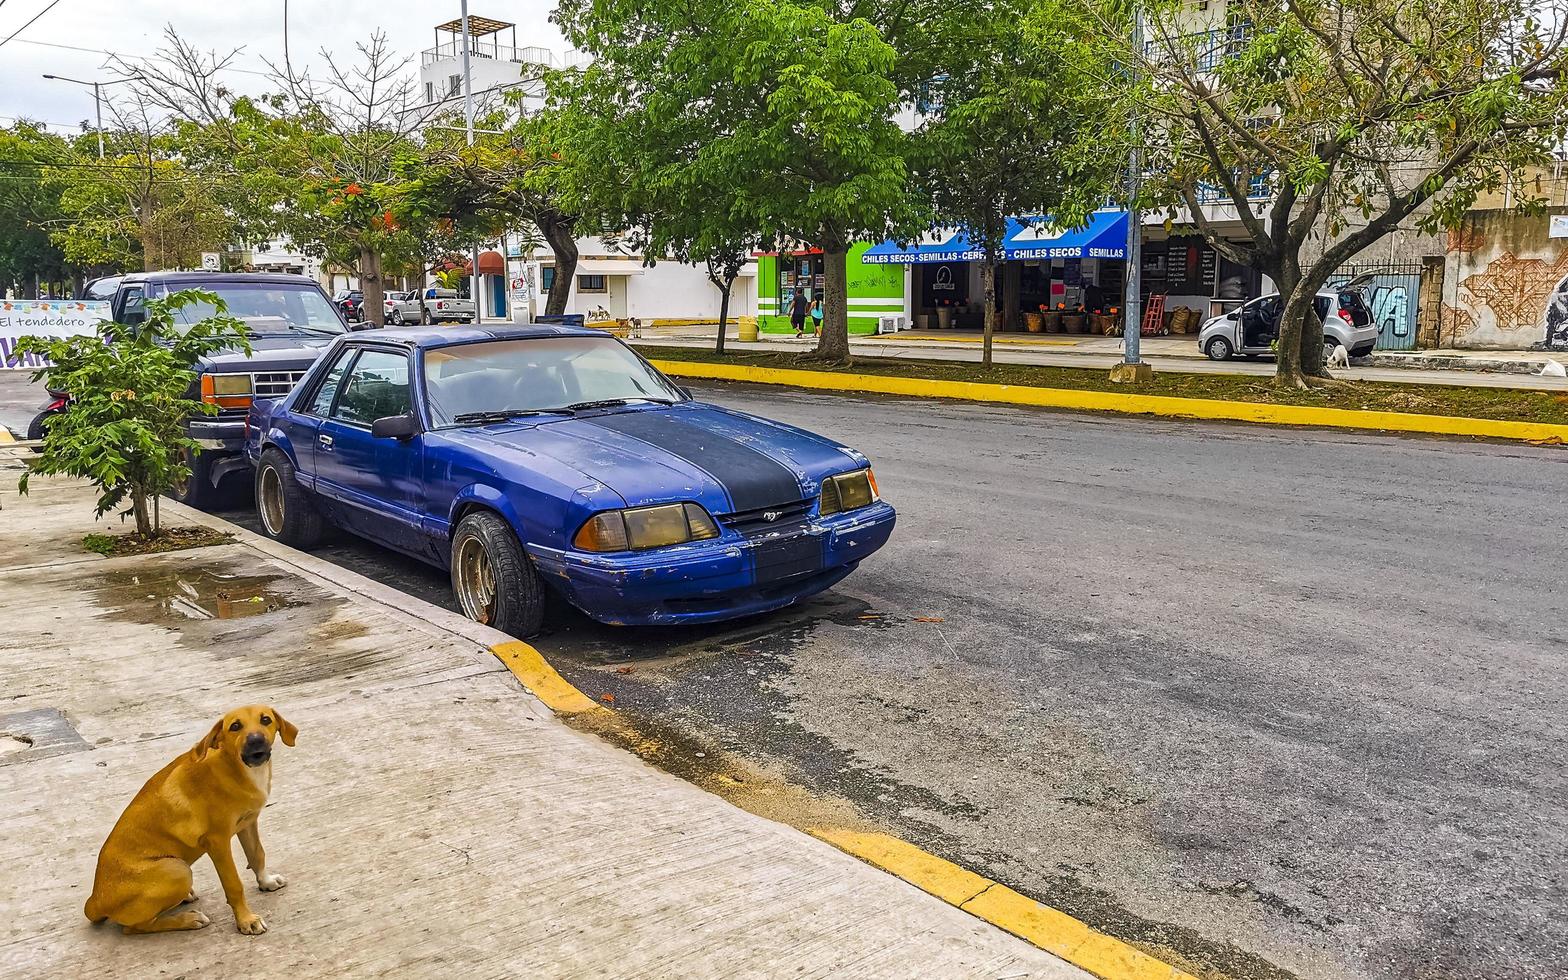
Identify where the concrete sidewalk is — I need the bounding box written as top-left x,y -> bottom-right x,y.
0,474 -> 1088,979
628,330 -> 1568,391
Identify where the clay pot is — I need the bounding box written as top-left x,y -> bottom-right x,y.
1063,314 -> 1085,333
1024,312 -> 1044,333
1043,312 -> 1063,333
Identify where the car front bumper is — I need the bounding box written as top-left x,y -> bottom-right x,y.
530,502 -> 897,626
188,417 -> 246,453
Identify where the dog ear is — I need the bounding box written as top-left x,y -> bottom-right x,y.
194,718 -> 224,759
274,709 -> 298,747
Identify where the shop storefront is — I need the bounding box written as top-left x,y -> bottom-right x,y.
756,244 -> 904,335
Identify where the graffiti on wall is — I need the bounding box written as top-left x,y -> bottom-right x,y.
1454,250 -> 1568,346
1546,274 -> 1568,346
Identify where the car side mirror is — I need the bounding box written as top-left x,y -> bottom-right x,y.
371,414 -> 420,440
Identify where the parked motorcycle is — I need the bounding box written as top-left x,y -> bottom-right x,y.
27,387 -> 68,443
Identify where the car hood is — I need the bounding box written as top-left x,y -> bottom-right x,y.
199,333 -> 339,374
449,403 -> 865,515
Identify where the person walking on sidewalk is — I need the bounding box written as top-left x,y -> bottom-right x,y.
810,297 -> 824,337
789,288 -> 809,339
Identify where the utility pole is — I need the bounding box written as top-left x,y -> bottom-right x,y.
1110,8 -> 1154,383
460,0 -> 485,323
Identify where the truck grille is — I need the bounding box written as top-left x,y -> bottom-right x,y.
717,499 -> 812,536
252,371 -> 307,399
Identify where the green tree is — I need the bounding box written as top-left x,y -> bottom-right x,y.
17,290 -> 250,538
555,0 -> 924,361
542,65 -> 773,351
1130,0 -> 1568,386
918,0 -> 1126,367
0,124 -> 74,296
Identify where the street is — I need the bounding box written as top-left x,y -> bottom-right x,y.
173,381 -> 1567,980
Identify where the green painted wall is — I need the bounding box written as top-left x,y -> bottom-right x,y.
758,243 -> 903,335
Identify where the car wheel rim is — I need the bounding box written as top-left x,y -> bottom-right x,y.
259,466 -> 286,536
455,537 -> 497,625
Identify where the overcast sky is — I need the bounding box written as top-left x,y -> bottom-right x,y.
0,0 -> 564,131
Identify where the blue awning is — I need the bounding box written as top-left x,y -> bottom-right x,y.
1002,211 -> 1129,261
860,211 -> 1130,264
860,230 -> 986,265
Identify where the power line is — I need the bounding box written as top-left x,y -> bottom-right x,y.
0,0 -> 67,53
11,36 -> 275,78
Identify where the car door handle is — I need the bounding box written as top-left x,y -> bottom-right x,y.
318,434 -> 334,449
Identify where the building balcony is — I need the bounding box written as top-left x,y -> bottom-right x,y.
1145,22 -> 1253,72
421,41 -> 589,71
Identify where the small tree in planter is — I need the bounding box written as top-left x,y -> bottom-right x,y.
16,289 -> 249,539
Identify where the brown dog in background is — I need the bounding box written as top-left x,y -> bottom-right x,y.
85,705 -> 297,935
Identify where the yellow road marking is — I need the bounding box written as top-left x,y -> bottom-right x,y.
811,830 -> 1199,980
650,359 -> 1568,444
490,640 -> 603,715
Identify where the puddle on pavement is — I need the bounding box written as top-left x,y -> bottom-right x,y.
95,565 -> 303,622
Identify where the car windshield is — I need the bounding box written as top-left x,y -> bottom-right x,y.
161,282 -> 346,336
424,336 -> 683,427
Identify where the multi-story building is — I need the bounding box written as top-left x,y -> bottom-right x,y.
417,16 -> 586,118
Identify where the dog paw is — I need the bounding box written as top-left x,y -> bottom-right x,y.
183,888 -> 199,904
235,913 -> 267,935
257,873 -> 287,892
186,910 -> 211,929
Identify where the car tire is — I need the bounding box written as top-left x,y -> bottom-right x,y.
450,510 -> 545,638
1205,337 -> 1234,361
390,309 -> 403,325
255,447 -> 325,549
169,446 -> 215,509
420,309 -> 432,325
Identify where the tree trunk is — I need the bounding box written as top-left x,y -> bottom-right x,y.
981,259 -> 998,370
715,276 -> 733,354
814,245 -> 850,363
541,217 -> 579,317
359,247 -> 385,326
131,485 -> 153,538
1274,275 -> 1319,389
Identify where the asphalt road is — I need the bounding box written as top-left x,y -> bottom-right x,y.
3,369 -> 1564,979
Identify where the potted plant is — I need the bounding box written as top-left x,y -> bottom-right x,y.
1043,303 -> 1063,333
936,300 -> 953,329
1063,304 -> 1086,334
1025,305 -> 1044,333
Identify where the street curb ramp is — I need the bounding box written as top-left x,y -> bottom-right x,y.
168,500 -> 1201,980
649,359 -> 1568,444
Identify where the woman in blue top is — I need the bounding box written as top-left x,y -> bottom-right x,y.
810,297 -> 824,336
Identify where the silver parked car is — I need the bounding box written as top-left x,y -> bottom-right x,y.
1197,290 -> 1377,361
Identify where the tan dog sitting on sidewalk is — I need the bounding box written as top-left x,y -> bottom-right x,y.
84,705 -> 297,935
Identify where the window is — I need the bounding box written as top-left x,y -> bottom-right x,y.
423,337 -> 682,427
578,274 -> 607,293
540,267 -> 555,293
307,348 -> 356,416
448,74 -> 463,95
118,286 -> 147,325
333,350 -> 412,424
424,81 -> 435,103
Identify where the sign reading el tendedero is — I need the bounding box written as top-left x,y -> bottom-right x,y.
0,301 -> 111,368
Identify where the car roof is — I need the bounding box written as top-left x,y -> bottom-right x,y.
121,271 -> 324,287
346,323 -> 608,349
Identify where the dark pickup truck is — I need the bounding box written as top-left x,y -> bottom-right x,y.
103,271 -> 348,506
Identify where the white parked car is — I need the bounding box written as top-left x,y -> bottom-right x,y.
1197,290 -> 1378,361
387,288 -> 476,325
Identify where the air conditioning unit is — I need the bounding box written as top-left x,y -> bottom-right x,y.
877,314 -> 906,334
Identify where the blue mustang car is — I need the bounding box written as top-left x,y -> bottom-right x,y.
244,324 -> 896,636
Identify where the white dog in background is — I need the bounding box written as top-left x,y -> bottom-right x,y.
1326,344 -> 1351,370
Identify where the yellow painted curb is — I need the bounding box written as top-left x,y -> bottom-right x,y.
488,639 -> 1193,978
649,359 -> 1568,444
0,427 -> 14,443
490,640 -> 604,715
863,333 -> 1083,347
810,829 -> 1198,980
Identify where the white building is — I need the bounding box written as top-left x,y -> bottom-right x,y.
514,235 -> 757,323
418,16 -> 585,117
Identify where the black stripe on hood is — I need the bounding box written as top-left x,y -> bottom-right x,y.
582,410 -> 802,512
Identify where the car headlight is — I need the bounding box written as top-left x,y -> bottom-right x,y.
818,468 -> 880,516
573,502 -> 721,552
201,373 -> 252,410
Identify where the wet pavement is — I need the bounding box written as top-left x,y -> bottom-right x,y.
196,382 -> 1568,980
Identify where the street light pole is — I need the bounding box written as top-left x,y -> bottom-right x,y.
42,74 -> 138,160
460,0 -> 484,323
1111,7 -> 1153,383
